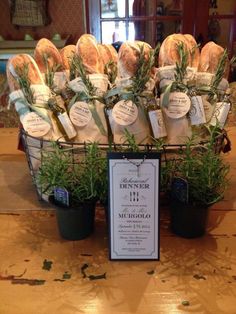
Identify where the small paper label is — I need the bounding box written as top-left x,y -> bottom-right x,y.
148,109 -> 167,138
112,100 -> 138,126
163,92 -> 191,119
58,112 -> 77,139
195,72 -> 214,86
201,95 -> 214,122
189,96 -> 206,125
158,65 -> 176,89
210,102 -> 230,129
69,101 -> 92,127
22,112 -> 51,137
54,187 -> 69,207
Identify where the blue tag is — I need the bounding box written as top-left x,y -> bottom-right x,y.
54,187 -> 70,207
171,177 -> 189,204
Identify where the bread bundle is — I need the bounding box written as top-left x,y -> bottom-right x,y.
197,41 -> 230,128
106,41 -> 159,144
60,44 -> 76,80
192,42 -> 229,129
6,32 -> 232,146
34,38 -> 67,92
158,33 -> 199,90
197,41 -> 229,92
67,34 -> 109,144
7,54 -> 53,139
158,34 -> 200,144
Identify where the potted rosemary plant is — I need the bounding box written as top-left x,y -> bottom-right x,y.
37,142 -> 106,240
169,126 -> 230,238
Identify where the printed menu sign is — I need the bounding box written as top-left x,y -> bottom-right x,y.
108,152 -> 160,260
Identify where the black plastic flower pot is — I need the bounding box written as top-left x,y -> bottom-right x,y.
170,199 -> 209,238
50,197 -> 96,240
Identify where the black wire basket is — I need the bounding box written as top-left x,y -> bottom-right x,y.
20,128 -> 230,202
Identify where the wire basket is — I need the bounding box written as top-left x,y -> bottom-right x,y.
20,128 -> 230,202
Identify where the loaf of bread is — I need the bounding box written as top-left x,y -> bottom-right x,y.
34,38 -> 63,73
7,53 -> 45,92
97,43 -> 118,68
159,33 -> 190,67
105,44 -> 118,63
60,45 -> 76,71
118,41 -> 152,78
198,41 -> 229,78
76,34 -> 104,74
184,34 -> 200,68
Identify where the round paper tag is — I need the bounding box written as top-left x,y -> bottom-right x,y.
112,100 -> 138,126
69,101 -> 92,127
163,92 -> 191,119
22,112 -> 51,137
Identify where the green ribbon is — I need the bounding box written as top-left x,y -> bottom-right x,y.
161,81 -> 189,108
12,95 -> 51,124
68,91 -> 107,136
17,107 -> 30,117
105,86 -> 154,108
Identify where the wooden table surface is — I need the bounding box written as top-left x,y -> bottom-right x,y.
0,127 -> 236,314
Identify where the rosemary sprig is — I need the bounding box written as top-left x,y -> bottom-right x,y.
69,54 -> 78,80
15,63 -> 34,104
104,60 -> 117,85
130,43 -> 159,95
175,42 -> 188,83
230,55 -> 236,66
71,54 -> 97,96
123,128 -> 140,152
43,53 -> 61,89
211,49 -> 228,89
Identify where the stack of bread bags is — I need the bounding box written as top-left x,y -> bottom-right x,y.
197,41 -> 230,129
158,34 -> 200,144
106,41 -> 157,144
67,34 -> 109,144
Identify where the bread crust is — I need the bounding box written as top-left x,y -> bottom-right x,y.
60,45 -> 76,70
7,54 -> 44,92
198,41 -> 229,77
76,34 -> 104,74
97,44 -> 118,69
118,41 -> 152,78
34,38 -> 63,73
184,34 -> 200,68
105,44 -> 118,63
159,34 -> 189,67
